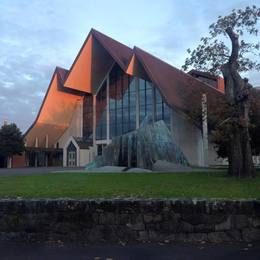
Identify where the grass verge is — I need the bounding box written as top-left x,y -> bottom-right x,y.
0,171 -> 259,199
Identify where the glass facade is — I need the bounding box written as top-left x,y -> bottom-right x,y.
85,64 -> 172,142
95,81 -> 107,140
139,79 -> 153,123
155,88 -> 171,129
83,94 -> 93,141
109,65 -> 136,139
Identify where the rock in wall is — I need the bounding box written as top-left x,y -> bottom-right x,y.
0,199 -> 259,243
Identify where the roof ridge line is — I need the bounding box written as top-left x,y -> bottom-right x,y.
91,28 -> 132,51
134,46 -> 224,96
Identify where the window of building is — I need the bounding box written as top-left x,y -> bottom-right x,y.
109,64 -> 136,139
83,94 -> 93,141
155,88 -> 171,129
94,64 -> 172,141
96,81 -> 107,140
139,79 -> 154,124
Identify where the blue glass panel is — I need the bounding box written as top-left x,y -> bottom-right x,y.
129,78 -> 136,92
123,108 -> 129,123
164,103 -> 171,116
146,104 -> 153,116
104,125 -> 107,139
117,123 -> 122,136
110,124 -> 116,138
130,122 -> 136,131
122,91 -> 129,108
96,80 -> 107,140
96,126 -> 101,140
155,88 -> 162,104
140,90 -> 145,105
146,81 -> 153,89
130,107 -> 136,130
139,79 -> 145,90
156,103 -> 163,121
109,98 -> 116,110
129,91 -> 136,107
109,109 -> 116,124
116,108 -> 123,124
140,105 -> 146,122
123,123 -> 129,134
146,88 -> 153,105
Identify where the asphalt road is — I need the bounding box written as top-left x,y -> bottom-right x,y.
0,241 -> 259,260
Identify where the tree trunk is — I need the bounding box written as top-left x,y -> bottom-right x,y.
221,28 -> 255,178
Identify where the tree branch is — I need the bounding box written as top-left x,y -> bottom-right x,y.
226,27 -> 239,64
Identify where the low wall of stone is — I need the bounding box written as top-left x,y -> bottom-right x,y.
0,199 -> 259,243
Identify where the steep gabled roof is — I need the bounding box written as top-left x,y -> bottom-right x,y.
189,69 -> 218,80
63,28 -> 224,112
25,123 -> 67,148
24,67 -> 83,148
91,29 -> 133,70
64,29 -> 133,93
188,69 -> 225,93
25,29 -> 227,148
132,46 -> 224,112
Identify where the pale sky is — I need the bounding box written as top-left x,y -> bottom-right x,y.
0,0 -> 259,132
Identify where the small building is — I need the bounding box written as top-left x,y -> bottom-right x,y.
19,29 -> 228,167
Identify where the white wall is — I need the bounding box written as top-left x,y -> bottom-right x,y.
171,109 -> 204,166
79,149 -> 93,166
171,108 -> 224,167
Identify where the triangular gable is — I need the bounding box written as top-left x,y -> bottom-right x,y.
126,53 -> 150,81
92,29 -> 133,71
91,37 -> 114,93
64,34 -> 93,93
64,29 -> 133,94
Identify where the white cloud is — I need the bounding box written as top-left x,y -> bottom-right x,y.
0,0 -> 259,132
23,74 -> 33,81
1,81 -> 14,89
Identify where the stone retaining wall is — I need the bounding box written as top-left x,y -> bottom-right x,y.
0,199 -> 259,243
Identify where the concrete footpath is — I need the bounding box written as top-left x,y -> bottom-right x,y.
0,165 -> 224,176
0,167 -> 85,176
0,241 -> 259,260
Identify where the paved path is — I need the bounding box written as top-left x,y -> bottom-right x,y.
0,241 -> 259,260
0,167 -> 85,176
0,166 -> 225,176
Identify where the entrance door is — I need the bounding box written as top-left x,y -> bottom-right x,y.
67,141 -> 77,167
97,143 -> 107,156
68,151 -> 76,166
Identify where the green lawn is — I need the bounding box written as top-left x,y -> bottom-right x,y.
0,171 -> 259,199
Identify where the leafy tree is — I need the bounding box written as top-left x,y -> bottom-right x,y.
250,88 -> 260,156
183,6 -> 260,177
0,123 -> 25,163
